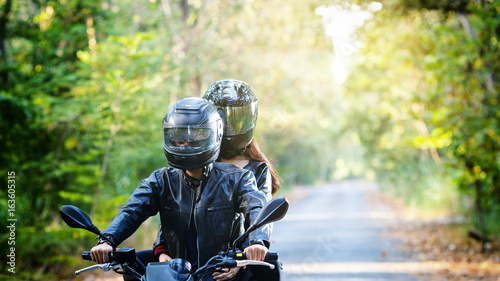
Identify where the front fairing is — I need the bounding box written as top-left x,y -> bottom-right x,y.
143,260 -> 193,281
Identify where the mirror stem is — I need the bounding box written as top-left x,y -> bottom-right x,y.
232,225 -> 256,250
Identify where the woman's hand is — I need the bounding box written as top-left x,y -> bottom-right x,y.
244,243 -> 268,261
158,253 -> 172,262
213,267 -> 240,281
90,243 -> 113,264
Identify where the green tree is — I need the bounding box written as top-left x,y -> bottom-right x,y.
341,0 -> 499,242
0,0 -> 110,277
1,0 -> 365,278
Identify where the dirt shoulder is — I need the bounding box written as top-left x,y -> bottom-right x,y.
388,221 -> 500,281
373,189 -> 500,281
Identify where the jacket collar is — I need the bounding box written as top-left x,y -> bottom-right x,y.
181,163 -> 213,187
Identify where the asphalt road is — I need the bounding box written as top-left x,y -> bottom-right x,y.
270,181 -> 420,281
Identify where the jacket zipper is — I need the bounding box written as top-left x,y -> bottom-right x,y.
194,181 -> 202,267
187,181 -> 201,266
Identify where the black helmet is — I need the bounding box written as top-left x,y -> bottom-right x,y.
203,79 -> 258,158
163,97 -> 223,170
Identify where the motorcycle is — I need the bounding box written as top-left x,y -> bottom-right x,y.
60,196 -> 289,280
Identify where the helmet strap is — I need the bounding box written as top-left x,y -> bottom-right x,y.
202,163 -> 213,178
182,163 -> 213,186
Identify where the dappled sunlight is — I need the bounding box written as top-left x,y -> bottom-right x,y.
4,0 -> 500,278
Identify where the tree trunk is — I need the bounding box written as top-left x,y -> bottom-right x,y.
0,0 -> 12,86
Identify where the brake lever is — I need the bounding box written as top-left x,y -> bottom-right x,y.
75,263 -> 112,275
236,260 -> 275,269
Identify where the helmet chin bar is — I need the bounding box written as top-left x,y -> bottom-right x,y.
219,148 -> 245,159
220,127 -> 255,156
164,148 -> 220,171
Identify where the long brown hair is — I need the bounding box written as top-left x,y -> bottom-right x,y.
245,139 -> 282,196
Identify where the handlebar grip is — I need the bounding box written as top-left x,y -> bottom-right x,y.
265,252 -> 278,261
235,252 -> 278,261
82,251 -> 113,262
82,251 -> 92,261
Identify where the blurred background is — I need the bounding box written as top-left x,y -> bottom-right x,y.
0,0 -> 498,279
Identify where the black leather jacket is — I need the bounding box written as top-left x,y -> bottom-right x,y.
154,160 -> 273,255
244,160 -> 272,200
102,162 -> 270,266
227,160 -> 273,248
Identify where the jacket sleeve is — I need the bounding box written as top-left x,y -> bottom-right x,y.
253,163 -> 272,201
101,169 -> 162,246
153,224 -> 169,259
236,170 -> 271,247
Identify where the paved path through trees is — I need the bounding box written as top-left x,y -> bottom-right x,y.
271,180 -> 420,280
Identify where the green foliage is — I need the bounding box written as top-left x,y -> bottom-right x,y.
341,0 -> 499,238
3,0 -> 499,278
1,0 -> 349,278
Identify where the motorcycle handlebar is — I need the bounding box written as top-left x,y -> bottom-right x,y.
234,252 -> 278,261
82,249 -> 145,275
83,251 -> 278,262
82,251 -> 91,261
82,251 -> 112,261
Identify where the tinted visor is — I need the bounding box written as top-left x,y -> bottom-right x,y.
220,103 -> 257,136
164,125 -> 217,154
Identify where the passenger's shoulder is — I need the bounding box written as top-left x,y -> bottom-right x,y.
245,160 -> 268,173
213,162 -> 250,175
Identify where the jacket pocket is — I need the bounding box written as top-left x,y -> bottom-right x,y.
206,203 -> 234,250
160,206 -> 182,240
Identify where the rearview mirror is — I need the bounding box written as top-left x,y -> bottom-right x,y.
60,205 -> 101,235
232,197 -> 289,249
251,196 -> 289,229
